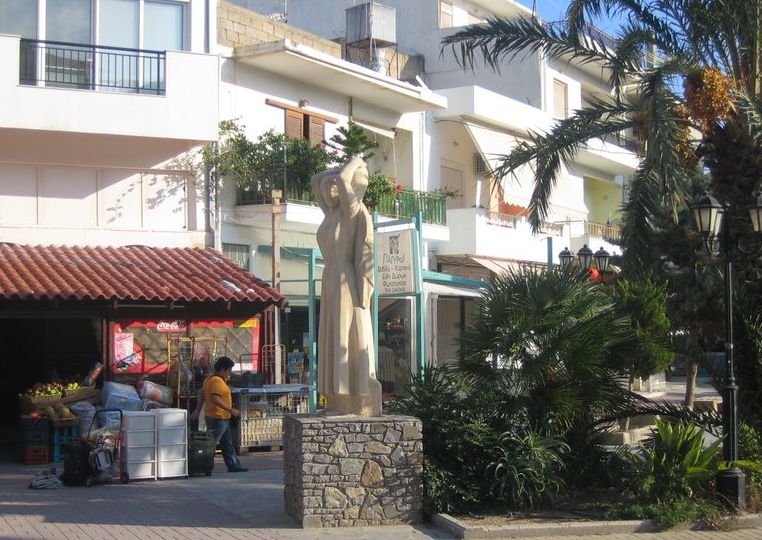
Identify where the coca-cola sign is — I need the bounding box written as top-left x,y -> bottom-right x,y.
156,320 -> 187,333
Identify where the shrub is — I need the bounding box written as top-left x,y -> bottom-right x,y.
487,430 -> 569,509
626,419 -> 720,501
611,497 -> 724,529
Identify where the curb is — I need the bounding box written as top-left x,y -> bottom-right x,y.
432,512 -> 762,539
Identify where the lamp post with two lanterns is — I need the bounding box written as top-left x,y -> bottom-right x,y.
689,191 -> 762,509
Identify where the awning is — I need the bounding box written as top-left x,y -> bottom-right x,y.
0,243 -> 285,306
235,40 -> 447,113
353,119 -> 395,139
423,281 -> 483,298
468,256 -> 546,275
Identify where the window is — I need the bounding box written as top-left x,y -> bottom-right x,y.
467,11 -> 485,25
439,0 -> 453,28
266,99 -> 337,145
222,243 -> 251,270
0,0 -> 37,38
145,0 -> 184,51
553,79 -> 568,119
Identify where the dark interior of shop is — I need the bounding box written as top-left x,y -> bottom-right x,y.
0,318 -> 99,460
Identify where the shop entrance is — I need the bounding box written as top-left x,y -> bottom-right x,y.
0,318 -> 99,456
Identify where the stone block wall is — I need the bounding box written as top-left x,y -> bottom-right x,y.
283,415 -> 423,528
218,1 -> 342,57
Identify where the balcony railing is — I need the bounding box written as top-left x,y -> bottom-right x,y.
238,185 -> 317,206
19,39 -> 166,95
585,221 -> 621,241
237,186 -> 447,225
376,189 -> 447,225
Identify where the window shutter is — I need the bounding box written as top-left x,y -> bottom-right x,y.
308,117 -> 325,146
285,110 -> 303,139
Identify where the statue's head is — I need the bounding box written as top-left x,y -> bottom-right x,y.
322,178 -> 339,208
351,160 -> 370,202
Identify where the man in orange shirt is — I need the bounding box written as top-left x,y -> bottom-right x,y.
192,356 -> 247,473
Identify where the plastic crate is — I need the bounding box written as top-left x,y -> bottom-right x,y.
51,426 -> 79,462
20,416 -> 50,434
23,447 -> 49,465
23,431 -> 49,449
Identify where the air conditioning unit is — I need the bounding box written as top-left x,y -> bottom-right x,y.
474,153 -> 487,174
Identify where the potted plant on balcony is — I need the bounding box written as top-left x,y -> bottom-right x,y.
204,121 -> 335,204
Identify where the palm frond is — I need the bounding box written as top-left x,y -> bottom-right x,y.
487,97 -> 634,232
441,16 -> 618,74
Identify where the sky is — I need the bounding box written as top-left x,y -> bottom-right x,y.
517,0 -> 625,36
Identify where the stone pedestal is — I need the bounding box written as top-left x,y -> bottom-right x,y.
283,415 -> 423,528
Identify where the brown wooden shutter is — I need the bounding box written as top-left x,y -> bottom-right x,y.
285,110 -> 304,139
307,117 -> 325,145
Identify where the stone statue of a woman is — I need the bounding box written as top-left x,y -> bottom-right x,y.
311,156 -> 382,416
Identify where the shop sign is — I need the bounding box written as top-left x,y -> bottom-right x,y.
156,320 -> 187,333
376,229 -> 415,295
114,332 -> 134,360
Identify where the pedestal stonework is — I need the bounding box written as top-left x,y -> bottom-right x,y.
283,415 -> 423,528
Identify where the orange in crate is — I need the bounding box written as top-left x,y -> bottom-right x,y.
23,447 -> 49,465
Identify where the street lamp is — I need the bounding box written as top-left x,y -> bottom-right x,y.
691,191 -> 762,509
558,244 -> 610,273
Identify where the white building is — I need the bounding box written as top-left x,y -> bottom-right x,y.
0,0 -> 219,248
286,0 -> 638,269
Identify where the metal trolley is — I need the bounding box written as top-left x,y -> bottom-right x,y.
231,385 -> 311,452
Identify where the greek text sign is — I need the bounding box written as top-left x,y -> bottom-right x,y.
376,229 -> 415,295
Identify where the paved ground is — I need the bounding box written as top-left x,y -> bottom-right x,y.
0,378 -> 746,539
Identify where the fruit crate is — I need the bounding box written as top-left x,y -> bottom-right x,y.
19,394 -> 63,414
60,386 -> 98,405
23,447 -> 49,465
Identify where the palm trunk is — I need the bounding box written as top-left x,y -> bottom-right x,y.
684,359 -> 698,409
622,370 -> 637,431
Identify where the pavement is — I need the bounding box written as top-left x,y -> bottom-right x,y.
0,378 -> 751,540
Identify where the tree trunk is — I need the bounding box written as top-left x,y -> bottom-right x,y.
622,370 -> 637,431
684,359 -> 698,409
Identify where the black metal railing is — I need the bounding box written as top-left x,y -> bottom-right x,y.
19,39 -> 166,95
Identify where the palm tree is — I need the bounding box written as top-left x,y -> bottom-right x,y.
441,0 -> 762,274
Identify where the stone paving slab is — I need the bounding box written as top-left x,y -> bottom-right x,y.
1,451 -> 761,540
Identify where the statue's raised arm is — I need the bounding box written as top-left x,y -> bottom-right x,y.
335,156 -> 366,217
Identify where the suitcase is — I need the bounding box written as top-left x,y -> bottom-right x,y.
188,431 -> 215,476
62,439 -> 91,486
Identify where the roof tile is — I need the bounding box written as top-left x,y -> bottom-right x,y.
0,244 -> 285,306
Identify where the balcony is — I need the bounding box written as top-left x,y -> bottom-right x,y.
237,186 -> 447,225
568,220 -> 622,257
20,39 -> 166,95
0,35 -> 218,141
437,207 -> 564,264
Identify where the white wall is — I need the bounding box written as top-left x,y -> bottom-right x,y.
287,0 -> 543,107
0,35 -> 219,141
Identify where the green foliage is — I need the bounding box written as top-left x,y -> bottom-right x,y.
204,121 -> 335,200
363,173 -> 398,210
626,419 -> 720,502
611,497 -> 724,530
457,267 -> 639,435
325,121 -> 377,163
735,289 -> 762,428
612,276 -> 674,381
486,431 -> 569,509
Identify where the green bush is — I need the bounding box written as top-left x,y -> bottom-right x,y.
487,431 -> 568,509
611,497 -> 724,529
625,419 -> 720,501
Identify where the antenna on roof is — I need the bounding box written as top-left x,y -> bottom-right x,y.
532,0 -> 538,19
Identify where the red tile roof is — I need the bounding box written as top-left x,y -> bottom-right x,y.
0,244 -> 285,306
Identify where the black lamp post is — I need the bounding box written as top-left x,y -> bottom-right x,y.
559,244 -> 610,273
691,191 -> 762,508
